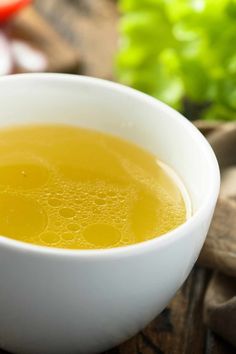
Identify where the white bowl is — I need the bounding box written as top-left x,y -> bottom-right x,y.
0,74 -> 220,354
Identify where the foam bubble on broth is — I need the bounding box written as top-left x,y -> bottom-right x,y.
0,124 -> 189,249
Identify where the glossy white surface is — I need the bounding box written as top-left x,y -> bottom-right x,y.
0,74 -> 220,354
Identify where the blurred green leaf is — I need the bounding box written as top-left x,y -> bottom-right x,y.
116,0 -> 236,120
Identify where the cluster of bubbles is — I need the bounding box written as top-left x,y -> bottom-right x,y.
0,155 -> 140,249
0,126 -> 187,250
35,174 -> 137,249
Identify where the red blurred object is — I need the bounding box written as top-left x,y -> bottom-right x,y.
0,0 -> 31,22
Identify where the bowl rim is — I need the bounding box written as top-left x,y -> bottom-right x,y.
0,73 -> 220,259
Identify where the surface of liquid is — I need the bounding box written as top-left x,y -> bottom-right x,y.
0,124 -> 188,249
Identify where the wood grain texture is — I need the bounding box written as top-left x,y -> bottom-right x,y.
35,0 -> 119,79
6,5 -> 79,73
105,267 -> 209,354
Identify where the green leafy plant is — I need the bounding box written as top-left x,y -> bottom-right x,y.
116,0 -> 236,120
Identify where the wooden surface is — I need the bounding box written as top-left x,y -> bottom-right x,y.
0,1 -> 234,354
35,0 -> 119,79
105,268 -> 235,354
9,6 -> 79,73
